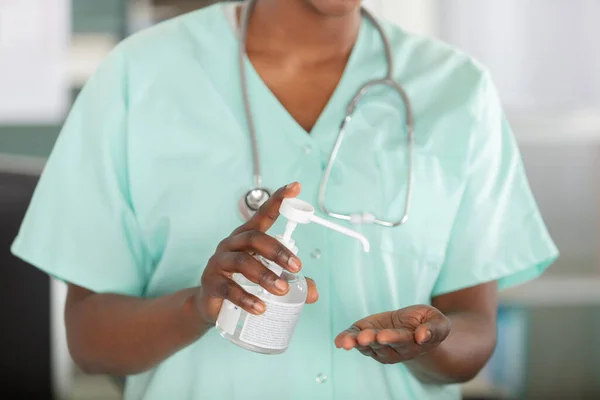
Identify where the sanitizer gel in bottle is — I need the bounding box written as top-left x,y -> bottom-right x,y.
216,198 -> 370,354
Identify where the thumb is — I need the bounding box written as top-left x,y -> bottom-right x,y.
305,277 -> 319,304
414,325 -> 433,345
233,182 -> 300,234
415,315 -> 450,345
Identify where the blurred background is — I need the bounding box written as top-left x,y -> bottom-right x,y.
1,0 -> 599,399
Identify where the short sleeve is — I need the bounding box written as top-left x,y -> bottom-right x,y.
432,72 -> 559,297
11,48 -> 150,297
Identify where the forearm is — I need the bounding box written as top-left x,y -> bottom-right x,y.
405,311 -> 496,384
65,287 -> 209,376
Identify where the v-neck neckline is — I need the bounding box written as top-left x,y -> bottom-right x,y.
218,2 -> 368,142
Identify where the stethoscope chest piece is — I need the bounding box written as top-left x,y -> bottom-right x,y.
239,187 -> 272,221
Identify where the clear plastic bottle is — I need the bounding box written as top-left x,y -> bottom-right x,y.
216,247 -> 306,355
216,198 -> 370,354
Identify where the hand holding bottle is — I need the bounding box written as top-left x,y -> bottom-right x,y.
196,182 -> 319,326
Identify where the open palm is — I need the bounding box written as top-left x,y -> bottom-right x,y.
334,305 -> 451,365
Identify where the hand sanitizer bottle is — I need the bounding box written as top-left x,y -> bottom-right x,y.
216,198 -> 370,355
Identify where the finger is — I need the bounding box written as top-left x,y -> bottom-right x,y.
335,326 -> 360,350
234,182 -> 301,234
415,325 -> 433,345
214,252 -> 289,295
220,230 -> 301,273
369,345 -> 399,363
379,329 -> 422,360
416,314 -> 451,345
356,345 -> 377,358
356,328 -> 378,347
207,276 -> 265,315
376,328 -> 414,346
305,277 -> 319,304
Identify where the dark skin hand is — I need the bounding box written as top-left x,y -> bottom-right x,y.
197,182 -> 319,323
335,282 -> 498,384
65,182 -> 318,376
335,305 -> 452,364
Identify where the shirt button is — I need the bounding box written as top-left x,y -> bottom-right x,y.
316,373 -> 328,384
303,144 -> 313,154
310,249 -> 322,259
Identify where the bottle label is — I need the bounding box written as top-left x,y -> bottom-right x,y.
239,298 -> 304,350
216,300 -> 242,336
217,279 -> 257,336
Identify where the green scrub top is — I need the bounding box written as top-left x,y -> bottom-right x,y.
12,3 -> 558,399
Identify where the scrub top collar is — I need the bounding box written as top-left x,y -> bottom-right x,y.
218,2 -> 372,151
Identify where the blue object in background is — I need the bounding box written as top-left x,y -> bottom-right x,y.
478,306 -> 529,399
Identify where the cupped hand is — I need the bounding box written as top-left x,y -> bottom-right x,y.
334,305 -> 451,364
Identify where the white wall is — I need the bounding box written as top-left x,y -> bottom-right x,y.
364,0 -> 439,37
0,0 -> 70,124
438,0 -> 600,111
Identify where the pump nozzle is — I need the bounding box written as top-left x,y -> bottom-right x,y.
279,198 -> 370,253
309,214 -> 370,252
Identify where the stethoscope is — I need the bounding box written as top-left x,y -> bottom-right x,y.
238,0 -> 414,227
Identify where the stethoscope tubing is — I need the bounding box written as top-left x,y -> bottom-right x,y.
238,0 -> 414,226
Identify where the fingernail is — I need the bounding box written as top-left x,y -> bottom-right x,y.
253,302 -> 266,313
286,182 -> 297,189
288,257 -> 301,272
275,279 -> 288,292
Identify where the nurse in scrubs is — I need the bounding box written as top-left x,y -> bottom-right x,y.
12,1 -> 558,399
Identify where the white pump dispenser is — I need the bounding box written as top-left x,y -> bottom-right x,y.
279,198 -> 370,252
216,198 -> 370,354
